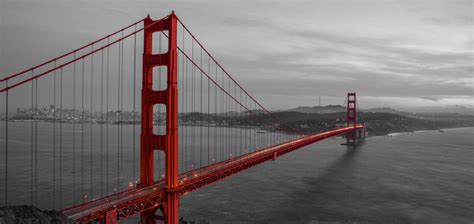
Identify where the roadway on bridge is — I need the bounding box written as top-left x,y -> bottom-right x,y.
63,126 -> 364,222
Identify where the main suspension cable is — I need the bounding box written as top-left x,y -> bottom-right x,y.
0,18 -> 145,83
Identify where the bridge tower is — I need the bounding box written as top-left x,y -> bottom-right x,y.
141,12 -> 179,224
346,92 -> 357,145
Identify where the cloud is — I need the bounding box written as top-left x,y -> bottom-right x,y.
1,0 -> 472,111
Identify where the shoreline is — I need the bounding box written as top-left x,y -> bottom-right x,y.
383,126 -> 474,137
2,120 -> 473,137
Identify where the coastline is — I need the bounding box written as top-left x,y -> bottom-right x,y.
383,126 -> 474,137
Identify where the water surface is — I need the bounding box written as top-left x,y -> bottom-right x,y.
179,127 -> 474,224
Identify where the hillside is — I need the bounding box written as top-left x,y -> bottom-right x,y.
270,111 -> 474,136
287,105 -> 346,114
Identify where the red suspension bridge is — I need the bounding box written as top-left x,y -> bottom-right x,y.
0,12 -> 366,223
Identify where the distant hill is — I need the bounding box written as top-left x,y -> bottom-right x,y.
363,107 -> 403,114
287,105 -> 345,114
288,105 -> 409,116
268,111 -> 474,136
406,105 -> 474,115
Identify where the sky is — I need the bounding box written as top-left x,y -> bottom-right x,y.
1,0 -> 473,112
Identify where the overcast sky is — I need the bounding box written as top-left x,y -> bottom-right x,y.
1,0 -> 472,111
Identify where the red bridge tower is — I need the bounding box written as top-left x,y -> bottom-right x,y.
141,12 -> 179,224
346,92 -> 357,145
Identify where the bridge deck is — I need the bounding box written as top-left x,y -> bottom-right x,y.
62,126 -> 364,222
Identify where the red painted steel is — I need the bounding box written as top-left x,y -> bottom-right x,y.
347,92 -> 356,127
62,125 -> 365,223
105,209 -> 117,224
165,12 -> 179,224
140,11 -> 179,224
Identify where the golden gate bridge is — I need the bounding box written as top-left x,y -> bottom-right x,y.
0,12 -> 366,223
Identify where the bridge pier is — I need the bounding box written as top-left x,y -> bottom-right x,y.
105,209 -> 117,224
345,126 -> 367,145
141,209 -> 158,224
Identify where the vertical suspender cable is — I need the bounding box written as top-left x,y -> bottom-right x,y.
90,45 -> 94,199
59,67 -> 63,207
100,48 -> 104,195
30,70 -> 34,205
249,99 -> 251,152
232,79 -> 234,155
233,85 -> 236,156
52,61 -> 56,208
81,58 -> 85,202
185,54 -> 189,172
72,53 -> 76,204
120,31 -> 124,186
106,38 -> 110,194
179,50 -> 182,173
225,71 -> 228,157
247,95 -> 253,152
228,77 -> 231,157
249,99 -> 252,152
230,78 -> 233,156
221,69 -> 224,160
248,95 -> 250,151
207,58 -> 211,165
117,39 -> 121,193
234,82 -> 237,155
223,70 -> 227,159
252,101 -> 255,151
34,77 -> 38,205
181,30 -> 185,173
214,63 -> 217,162
244,94 -> 247,153
191,40 -> 195,168
230,81 -> 233,156
185,52 -> 188,172
200,48 -> 203,167
240,88 -> 242,156
235,83 -> 239,156
229,81 -> 231,155
4,80 -> 8,206
248,95 -> 251,153
132,26 -> 137,183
